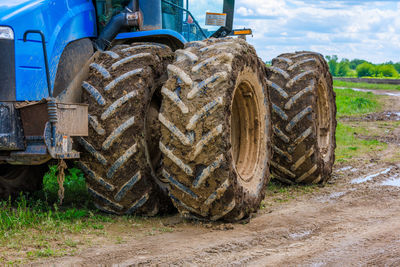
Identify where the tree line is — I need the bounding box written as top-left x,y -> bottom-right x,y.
325,55 -> 400,78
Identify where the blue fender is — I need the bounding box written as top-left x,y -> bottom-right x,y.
0,0 -> 97,101
115,29 -> 187,50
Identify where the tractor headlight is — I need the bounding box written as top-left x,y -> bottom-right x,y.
0,26 -> 14,40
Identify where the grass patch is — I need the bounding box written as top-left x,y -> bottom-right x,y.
39,165 -> 89,206
264,180 -> 319,205
333,80 -> 400,91
0,163 -> 175,264
335,122 -> 387,162
334,88 -> 381,116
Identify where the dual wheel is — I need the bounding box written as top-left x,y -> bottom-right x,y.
77,39 -> 336,220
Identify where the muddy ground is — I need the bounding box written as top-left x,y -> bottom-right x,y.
36,90 -> 400,266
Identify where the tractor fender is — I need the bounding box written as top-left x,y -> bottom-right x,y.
115,29 -> 187,51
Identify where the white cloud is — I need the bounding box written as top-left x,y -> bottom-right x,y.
237,7 -> 254,16
233,0 -> 400,63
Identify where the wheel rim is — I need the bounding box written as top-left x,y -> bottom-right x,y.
316,78 -> 333,162
231,69 -> 267,195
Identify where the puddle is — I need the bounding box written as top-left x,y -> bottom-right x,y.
337,166 -> 359,173
386,112 -> 400,120
342,111 -> 400,122
289,230 -> 312,240
328,191 -> 346,199
351,167 -> 392,184
316,191 -> 346,203
336,87 -> 400,97
338,166 -> 352,171
380,174 -> 400,187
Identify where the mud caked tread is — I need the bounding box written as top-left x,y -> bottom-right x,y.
160,38 -> 271,221
267,51 -> 336,184
79,43 -> 174,215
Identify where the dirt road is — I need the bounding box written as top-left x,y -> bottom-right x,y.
39,91 -> 400,266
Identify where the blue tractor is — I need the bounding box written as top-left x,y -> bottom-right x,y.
0,0 -> 336,221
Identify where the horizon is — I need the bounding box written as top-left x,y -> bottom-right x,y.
230,0 -> 400,63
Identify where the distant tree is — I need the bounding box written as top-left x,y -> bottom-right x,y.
349,59 -> 367,70
337,59 -> 351,77
375,64 -> 398,78
356,62 -> 375,77
325,55 -> 338,76
393,63 -> 400,74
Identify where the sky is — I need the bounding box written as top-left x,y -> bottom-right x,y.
190,0 -> 400,63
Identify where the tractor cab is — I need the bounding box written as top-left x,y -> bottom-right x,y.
93,0 -> 238,50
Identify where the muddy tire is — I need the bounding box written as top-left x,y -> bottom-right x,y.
160,38 -> 271,221
78,43 -> 174,215
267,51 -> 336,184
0,164 -> 47,199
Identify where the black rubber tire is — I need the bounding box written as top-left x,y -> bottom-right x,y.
0,164 -> 47,199
267,51 -> 336,184
160,38 -> 271,221
78,42 -> 174,215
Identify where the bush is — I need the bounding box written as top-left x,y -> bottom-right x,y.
41,164 -> 89,205
375,64 -> 398,78
356,62 -> 375,77
337,60 -> 351,77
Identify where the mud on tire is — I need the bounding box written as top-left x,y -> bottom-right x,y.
160,38 -> 271,221
267,52 -> 336,184
79,43 -> 174,215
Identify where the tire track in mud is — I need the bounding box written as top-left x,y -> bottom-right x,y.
39,162 -> 400,266
38,87 -> 400,266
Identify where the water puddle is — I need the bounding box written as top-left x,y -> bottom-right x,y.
351,167 -> 392,184
335,87 -> 400,97
337,166 -> 358,173
338,166 -> 352,171
386,112 -> 400,120
316,191 -> 346,203
327,191 -> 346,199
289,230 -> 312,240
380,174 -> 400,187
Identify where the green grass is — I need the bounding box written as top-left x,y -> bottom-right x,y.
38,165 -> 90,206
335,122 -> 387,162
334,88 -> 381,117
0,164 -> 116,262
264,180 -> 319,205
333,80 -> 400,91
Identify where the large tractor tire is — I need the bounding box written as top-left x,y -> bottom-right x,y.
78,43 -> 174,215
267,51 -> 336,184
0,165 -> 47,199
159,38 -> 271,221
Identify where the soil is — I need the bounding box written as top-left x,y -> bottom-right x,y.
35,89 -> 400,266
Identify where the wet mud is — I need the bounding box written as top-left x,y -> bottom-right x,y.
38,87 -> 400,266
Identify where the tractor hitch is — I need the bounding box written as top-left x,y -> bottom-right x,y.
0,100 -> 88,165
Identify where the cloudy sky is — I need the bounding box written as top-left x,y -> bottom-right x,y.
190,0 -> 400,63
234,0 -> 400,63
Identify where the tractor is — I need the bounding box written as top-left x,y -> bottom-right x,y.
0,0 -> 336,221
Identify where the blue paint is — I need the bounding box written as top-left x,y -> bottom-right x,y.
1,0 -> 97,101
1,2 -> 192,102
125,194 -> 149,214
164,171 -> 198,199
114,173 -> 141,202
